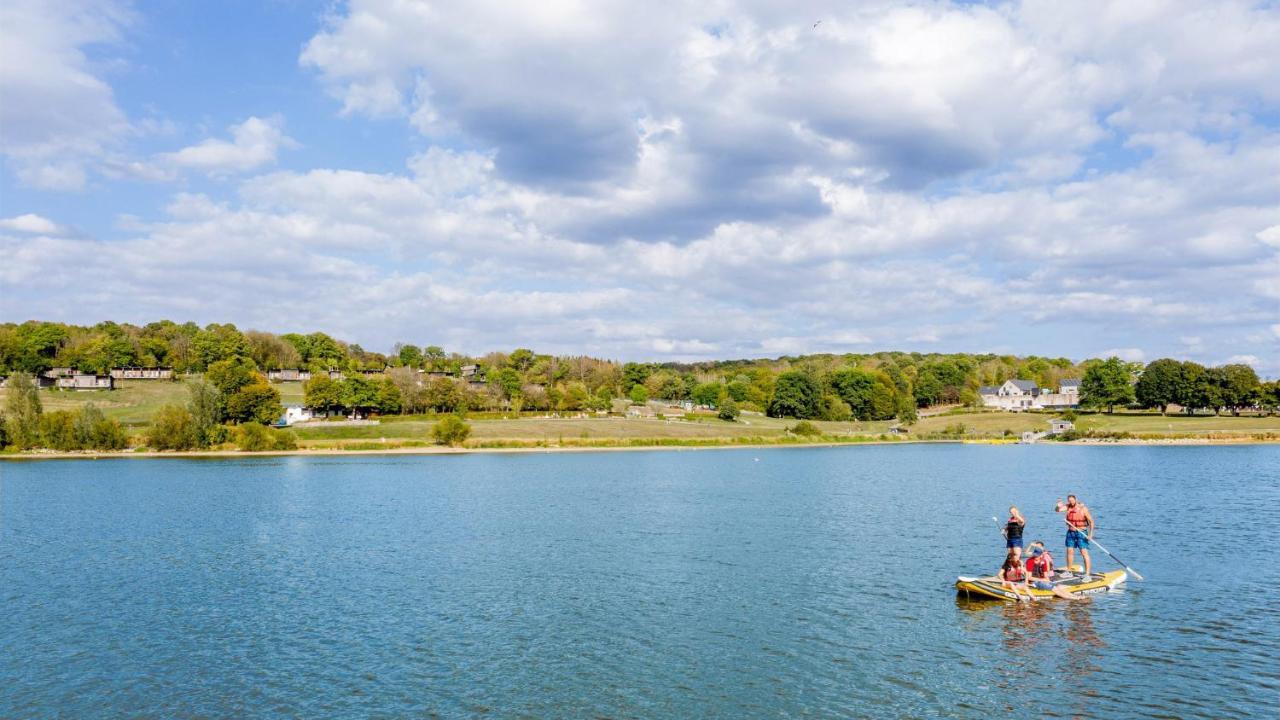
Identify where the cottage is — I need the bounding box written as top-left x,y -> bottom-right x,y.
267,368 -> 312,382
460,364 -> 480,378
326,370 -> 344,379
1049,419 -> 1075,435
111,366 -> 174,380
421,370 -> 452,379
278,405 -> 315,426
56,373 -> 114,391
42,367 -> 74,379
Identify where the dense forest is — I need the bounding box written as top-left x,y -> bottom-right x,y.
2,321 -> 1276,441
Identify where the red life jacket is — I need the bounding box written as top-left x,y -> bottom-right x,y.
1030,553 -> 1054,578
1066,504 -> 1087,530
1003,564 -> 1025,582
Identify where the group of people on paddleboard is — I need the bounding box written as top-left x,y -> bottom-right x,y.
998,495 -> 1095,599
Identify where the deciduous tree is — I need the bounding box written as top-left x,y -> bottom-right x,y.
1080,357 -> 1136,413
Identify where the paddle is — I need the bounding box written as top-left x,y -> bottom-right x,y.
1063,519 -> 1145,581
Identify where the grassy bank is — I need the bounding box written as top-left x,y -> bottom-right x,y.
4,383 -> 1279,456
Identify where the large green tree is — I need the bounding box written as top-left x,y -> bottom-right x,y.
224,382 -> 283,424
342,377 -> 380,417
205,356 -> 259,395
304,376 -> 344,415
192,324 -> 250,369
1135,358 -> 1183,414
1176,362 -> 1215,413
1216,364 -> 1260,414
768,371 -> 821,419
1080,357 -> 1136,413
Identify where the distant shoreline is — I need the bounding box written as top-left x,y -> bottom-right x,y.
4,436 -> 1277,461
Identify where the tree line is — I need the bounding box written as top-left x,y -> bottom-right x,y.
4,321 -> 1278,448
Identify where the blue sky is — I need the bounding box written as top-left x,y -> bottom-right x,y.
1,0 -> 1278,372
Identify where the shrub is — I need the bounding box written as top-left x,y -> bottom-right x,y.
942,422 -> 968,437
789,420 -> 821,436
820,394 -> 853,422
87,417 -> 129,450
233,422 -> 294,451
1060,409 -> 1079,422
76,404 -> 128,450
717,399 -> 740,422
39,411 -> 80,450
4,371 -> 42,450
432,415 -> 472,446
147,405 -> 201,450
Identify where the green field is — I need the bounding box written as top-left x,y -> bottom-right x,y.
1,379 -> 308,428
1,380 -> 190,426
292,413 -> 896,448
910,409 -> 1280,438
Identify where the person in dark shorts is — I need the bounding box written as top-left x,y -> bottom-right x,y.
1055,495 -> 1095,576
1003,506 -> 1026,560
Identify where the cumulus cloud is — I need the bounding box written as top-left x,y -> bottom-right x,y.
1101,348 -> 1147,363
160,116 -> 296,174
3,1 -> 1279,370
0,214 -> 65,235
299,1 -> 1280,229
0,0 -> 133,189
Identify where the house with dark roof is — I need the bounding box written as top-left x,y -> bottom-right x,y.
980,379 -> 1079,411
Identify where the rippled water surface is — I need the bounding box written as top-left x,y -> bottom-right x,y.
2,446 -> 1278,717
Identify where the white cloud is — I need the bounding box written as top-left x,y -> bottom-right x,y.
1100,348 -> 1147,362
1258,225 -> 1280,249
1224,354 -> 1259,368
0,214 -> 64,235
160,116 -> 296,174
0,0 -> 132,189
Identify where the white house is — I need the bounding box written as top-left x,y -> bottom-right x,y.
980,379 -> 1080,411
1049,419 -> 1075,434
279,405 -> 314,426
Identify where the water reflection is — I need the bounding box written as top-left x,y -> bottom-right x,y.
957,594 -> 1110,716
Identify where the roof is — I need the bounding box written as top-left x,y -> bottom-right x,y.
978,386 -> 999,395
1059,378 -> 1081,386
1008,379 -> 1038,391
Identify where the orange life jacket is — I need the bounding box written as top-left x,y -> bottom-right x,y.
1066,504 -> 1087,530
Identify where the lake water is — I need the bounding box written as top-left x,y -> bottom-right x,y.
2,446 -> 1278,718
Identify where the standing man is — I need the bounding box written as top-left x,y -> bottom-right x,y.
1055,495 -> 1094,577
